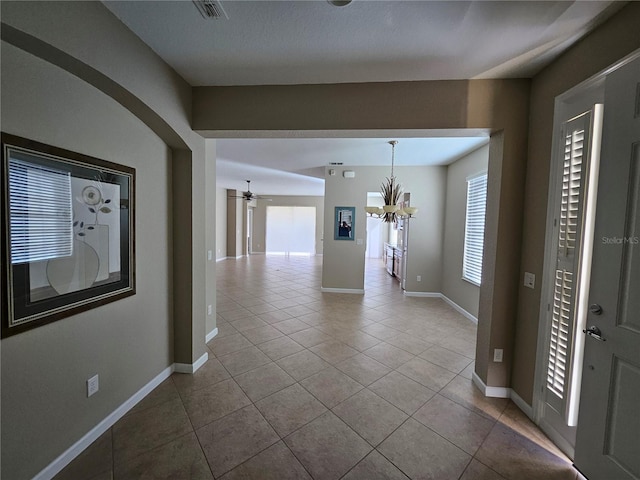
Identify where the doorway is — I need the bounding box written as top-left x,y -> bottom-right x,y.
535,76 -> 605,459
535,52 -> 640,472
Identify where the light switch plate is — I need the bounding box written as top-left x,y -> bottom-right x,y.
524,272 -> 535,289
87,374 -> 99,397
493,349 -> 503,362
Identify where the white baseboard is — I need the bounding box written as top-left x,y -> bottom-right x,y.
440,294 -> 478,324
206,327 -> 218,343
510,388 -> 534,421
472,372 -> 511,398
36,349 -> 213,479
174,352 -> 209,374
403,291 -> 441,297
401,292 -> 478,324
320,287 -> 365,294
539,418 -> 576,459
216,257 -> 228,262
34,366 -> 174,480
472,373 -> 537,424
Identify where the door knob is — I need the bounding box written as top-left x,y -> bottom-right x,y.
583,325 -> 606,341
589,304 -> 603,315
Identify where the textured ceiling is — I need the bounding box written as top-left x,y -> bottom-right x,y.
102,0 -> 621,195
104,0 -> 619,86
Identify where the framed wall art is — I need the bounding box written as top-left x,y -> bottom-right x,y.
1,133 -> 135,337
335,206 -> 355,241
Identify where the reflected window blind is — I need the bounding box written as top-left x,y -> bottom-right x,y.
8,157 -> 73,264
463,173 -> 488,285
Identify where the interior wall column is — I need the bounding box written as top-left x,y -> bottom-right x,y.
172,147 -> 207,365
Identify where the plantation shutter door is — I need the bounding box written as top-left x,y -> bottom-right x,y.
545,112 -> 592,421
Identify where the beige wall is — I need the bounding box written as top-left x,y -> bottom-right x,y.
205,139 -> 217,335
252,196 -> 324,255
226,192 -> 243,257
1,0 -> 211,365
442,145 -> 490,318
512,2 -> 640,404
195,78 -> 530,390
322,166 -> 447,292
3,4 -> 636,479
0,42 -> 173,479
216,187 -> 228,259
1,2 -> 213,478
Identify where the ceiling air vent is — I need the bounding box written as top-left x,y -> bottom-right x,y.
193,0 -> 228,19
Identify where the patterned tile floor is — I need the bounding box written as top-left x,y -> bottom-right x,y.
55,255 -> 584,480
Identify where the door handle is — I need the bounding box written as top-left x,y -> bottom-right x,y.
583,325 -> 606,341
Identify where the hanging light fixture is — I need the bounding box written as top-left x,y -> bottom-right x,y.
365,140 -> 418,222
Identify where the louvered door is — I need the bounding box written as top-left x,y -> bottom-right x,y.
545,111 -> 594,424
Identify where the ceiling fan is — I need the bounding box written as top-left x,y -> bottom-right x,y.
229,180 -> 271,201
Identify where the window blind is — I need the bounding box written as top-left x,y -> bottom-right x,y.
463,173 -> 488,285
8,157 -> 73,264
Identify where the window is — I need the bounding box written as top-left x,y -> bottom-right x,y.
265,206 -> 316,255
8,157 -> 73,264
544,108 -> 602,427
463,173 -> 488,285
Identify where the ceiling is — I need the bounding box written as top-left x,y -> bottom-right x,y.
103,0 -> 621,196
217,136 -> 489,196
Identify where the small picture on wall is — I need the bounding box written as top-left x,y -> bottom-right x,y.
335,206 -> 355,241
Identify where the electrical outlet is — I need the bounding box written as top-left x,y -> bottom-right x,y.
417,275 -> 422,282
524,272 -> 535,289
207,304 -> 212,315
87,374 -> 99,397
493,349 -> 504,363
207,250 -> 213,261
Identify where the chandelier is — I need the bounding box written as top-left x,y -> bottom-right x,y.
365,140 -> 418,223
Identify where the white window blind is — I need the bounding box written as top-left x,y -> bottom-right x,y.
8,157 -> 73,264
547,269 -> 573,399
463,173 -> 488,285
266,206 -> 316,255
545,112 -> 593,425
558,129 -> 584,256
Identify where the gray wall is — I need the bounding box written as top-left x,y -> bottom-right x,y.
1,42 -> 173,479
252,196 -> 325,255
442,145 -> 490,318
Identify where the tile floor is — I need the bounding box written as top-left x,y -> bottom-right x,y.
55,255 -> 584,480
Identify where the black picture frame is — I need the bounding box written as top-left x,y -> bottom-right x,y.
1,133 -> 135,338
